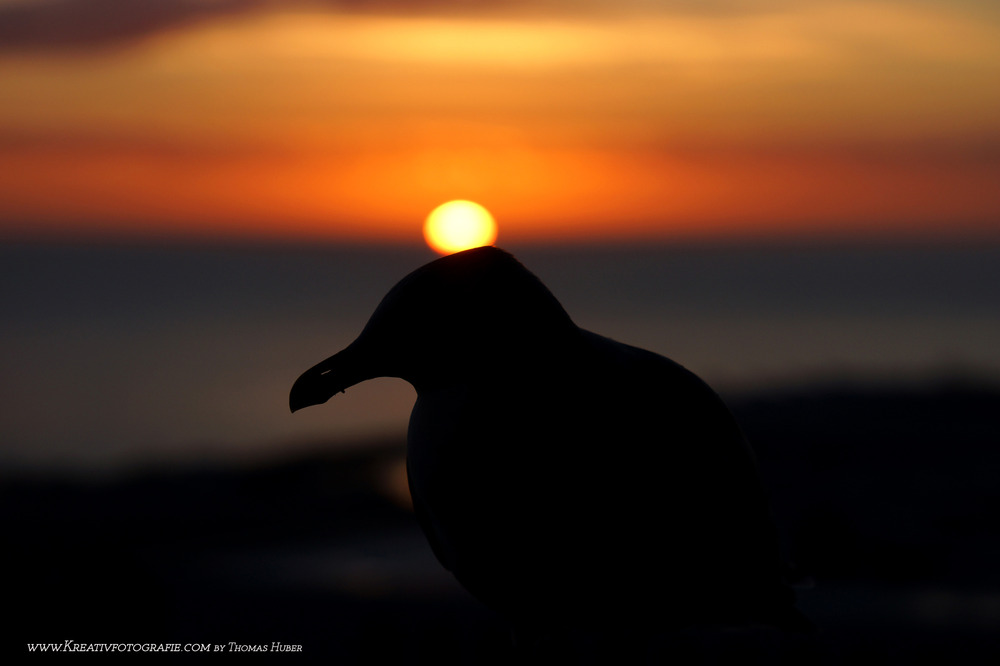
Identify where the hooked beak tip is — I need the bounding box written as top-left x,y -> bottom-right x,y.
288,384 -> 311,413
288,370 -> 330,413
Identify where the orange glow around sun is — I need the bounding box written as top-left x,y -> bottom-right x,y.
423,200 -> 498,254
1,5 -> 999,244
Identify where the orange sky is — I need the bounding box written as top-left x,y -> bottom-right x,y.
1,0 -> 998,244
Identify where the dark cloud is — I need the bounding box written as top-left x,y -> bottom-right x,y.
0,0 -> 272,53
0,0 -> 537,54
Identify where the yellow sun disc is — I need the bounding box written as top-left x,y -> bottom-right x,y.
423,200 -> 498,255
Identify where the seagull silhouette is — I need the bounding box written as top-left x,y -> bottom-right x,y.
290,247 -> 810,656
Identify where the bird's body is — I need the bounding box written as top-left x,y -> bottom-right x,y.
290,247 -> 808,650
406,329 -> 792,633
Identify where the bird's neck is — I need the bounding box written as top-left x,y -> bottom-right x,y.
407,326 -> 583,395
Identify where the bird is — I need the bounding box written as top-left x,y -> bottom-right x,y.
289,246 -> 810,659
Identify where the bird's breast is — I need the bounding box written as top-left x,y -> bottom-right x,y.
406,385 -> 523,508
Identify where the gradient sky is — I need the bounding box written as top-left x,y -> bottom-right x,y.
1,0 -> 998,244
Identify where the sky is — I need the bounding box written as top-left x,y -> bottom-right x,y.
1,0 -> 998,244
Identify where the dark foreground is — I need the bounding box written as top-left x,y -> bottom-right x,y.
5,381 -> 1000,663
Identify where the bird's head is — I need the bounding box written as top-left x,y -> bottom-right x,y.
289,246 -> 574,412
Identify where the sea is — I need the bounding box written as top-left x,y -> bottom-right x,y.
2,239 -> 999,474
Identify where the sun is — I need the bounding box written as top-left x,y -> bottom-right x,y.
423,200 -> 498,255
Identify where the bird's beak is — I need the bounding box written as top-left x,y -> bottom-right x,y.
289,342 -> 374,413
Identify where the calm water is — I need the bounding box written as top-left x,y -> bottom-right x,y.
2,240 -> 998,473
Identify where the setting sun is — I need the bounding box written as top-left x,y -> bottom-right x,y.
423,200 -> 498,255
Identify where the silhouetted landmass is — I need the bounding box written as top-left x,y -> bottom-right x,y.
4,380 -> 1000,663
728,380 -> 1000,664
